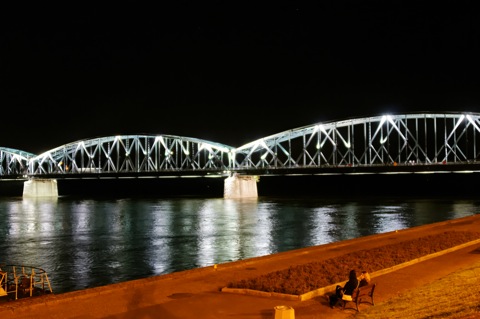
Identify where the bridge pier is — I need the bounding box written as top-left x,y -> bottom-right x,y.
23,179 -> 58,198
224,174 -> 258,199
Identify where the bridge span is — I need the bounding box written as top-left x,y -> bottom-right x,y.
1,112 -> 480,198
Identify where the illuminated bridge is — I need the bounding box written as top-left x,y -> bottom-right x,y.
2,112 -> 480,197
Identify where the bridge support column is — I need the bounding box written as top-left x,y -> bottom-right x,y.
23,179 -> 58,198
224,174 -> 258,199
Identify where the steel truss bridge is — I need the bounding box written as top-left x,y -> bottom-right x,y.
2,112 -> 480,180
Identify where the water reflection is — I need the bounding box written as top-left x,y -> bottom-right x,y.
0,195 -> 479,294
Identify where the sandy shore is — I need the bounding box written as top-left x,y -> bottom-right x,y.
1,214 -> 480,319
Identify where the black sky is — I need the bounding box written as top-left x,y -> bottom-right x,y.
2,2 -> 480,154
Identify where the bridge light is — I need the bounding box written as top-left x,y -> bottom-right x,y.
316,143 -> 320,149
380,115 -> 387,125
125,152 -> 130,157
184,150 -> 190,155
261,153 -> 268,160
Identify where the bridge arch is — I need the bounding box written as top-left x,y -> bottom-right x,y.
0,147 -> 35,178
27,135 -> 235,177
232,112 -> 480,171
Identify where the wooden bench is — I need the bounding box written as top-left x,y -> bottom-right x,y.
342,283 -> 376,312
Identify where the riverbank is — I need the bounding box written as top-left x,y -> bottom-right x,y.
1,214 -> 479,318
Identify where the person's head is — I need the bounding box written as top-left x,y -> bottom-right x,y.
360,270 -> 371,283
349,269 -> 357,281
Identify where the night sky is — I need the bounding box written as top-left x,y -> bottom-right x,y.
2,3 -> 480,154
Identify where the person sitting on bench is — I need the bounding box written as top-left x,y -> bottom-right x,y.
328,269 -> 359,308
358,270 -> 371,287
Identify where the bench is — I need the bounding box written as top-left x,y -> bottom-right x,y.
342,283 -> 376,312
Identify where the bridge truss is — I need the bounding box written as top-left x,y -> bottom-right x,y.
0,148 -> 34,178
232,113 -> 480,171
2,112 -> 480,179
27,135 -> 234,177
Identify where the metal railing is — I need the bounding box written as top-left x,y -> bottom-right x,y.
0,264 -> 53,300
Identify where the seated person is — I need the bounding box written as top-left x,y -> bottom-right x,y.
358,270 -> 371,287
328,269 -> 359,308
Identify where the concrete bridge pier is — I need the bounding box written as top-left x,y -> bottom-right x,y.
23,179 -> 58,198
224,174 -> 258,199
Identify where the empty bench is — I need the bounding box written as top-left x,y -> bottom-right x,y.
343,283 -> 376,312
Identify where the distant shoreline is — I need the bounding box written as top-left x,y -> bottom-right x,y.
2,172 -> 480,198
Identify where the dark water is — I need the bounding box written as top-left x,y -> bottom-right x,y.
1,192 -> 480,295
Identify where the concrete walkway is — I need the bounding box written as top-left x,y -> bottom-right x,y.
1,214 -> 480,319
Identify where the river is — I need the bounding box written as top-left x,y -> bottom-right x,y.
1,192 -> 479,294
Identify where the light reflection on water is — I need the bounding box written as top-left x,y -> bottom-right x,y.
1,195 -> 479,294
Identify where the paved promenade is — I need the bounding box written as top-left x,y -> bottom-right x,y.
1,214 -> 480,319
